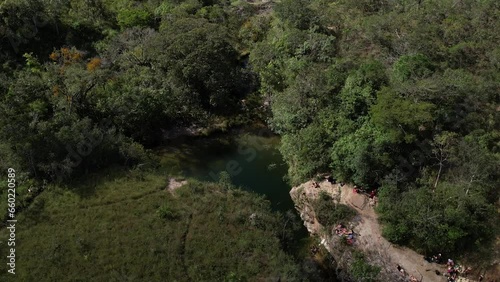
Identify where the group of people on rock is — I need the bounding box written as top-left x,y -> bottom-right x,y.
445,259 -> 459,281
353,185 -> 378,198
312,176 -> 342,188
445,259 -> 474,282
352,185 -> 379,207
424,254 -> 478,282
424,253 -> 444,264
334,224 -> 355,244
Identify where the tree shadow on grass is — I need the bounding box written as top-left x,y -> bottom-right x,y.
64,166 -> 125,199
22,197 -> 49,224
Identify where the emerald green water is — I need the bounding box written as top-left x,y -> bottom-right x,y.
159,130 -> 297,213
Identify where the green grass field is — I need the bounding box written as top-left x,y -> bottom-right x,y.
0,168 -> 301,281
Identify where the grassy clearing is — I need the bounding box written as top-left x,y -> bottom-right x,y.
0,168 -> 301,281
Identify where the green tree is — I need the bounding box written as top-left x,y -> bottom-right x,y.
281,122 -> 332,184
117,8 -> 152,29
157,18 -> 246,112
275,0 -> 316,30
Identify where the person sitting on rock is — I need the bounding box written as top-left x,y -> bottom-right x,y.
369,189 -> 376,198
336,228 -> 343,236
347,231 -> 354,240
432,255 -> 437,262
424,255 -> 433,263
334,225 -> 342,235
396,264 -> 405,275
436,253 -> 442,263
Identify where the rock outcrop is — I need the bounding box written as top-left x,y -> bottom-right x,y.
290,180 -> 449,282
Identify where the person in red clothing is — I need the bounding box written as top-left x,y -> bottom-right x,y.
369,189 -> 376,198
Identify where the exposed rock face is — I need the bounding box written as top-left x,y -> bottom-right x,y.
290,180 -> 447,282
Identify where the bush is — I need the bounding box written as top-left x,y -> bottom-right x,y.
157,204 -> 179,220
218,171 -> 234,190
350,251 -> 381,282
314,192 -> 356,228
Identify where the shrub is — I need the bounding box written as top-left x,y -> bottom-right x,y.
157,204 -> 179,220
218,171 -> 234,190
350,251 -> 381,282
314,192 -> 356,228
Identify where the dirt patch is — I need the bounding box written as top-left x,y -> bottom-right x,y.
167,178 -> 188,193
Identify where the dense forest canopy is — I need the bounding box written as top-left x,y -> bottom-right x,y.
0,0 -> 499,274
250,0 -> 499,257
